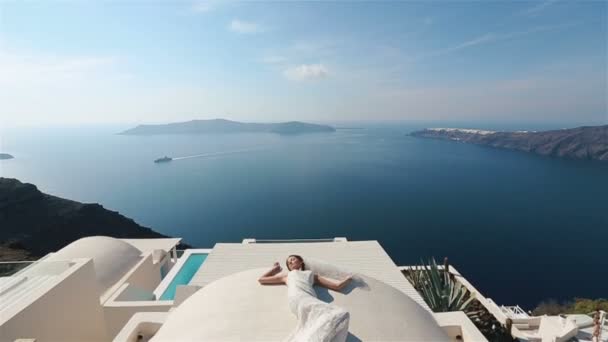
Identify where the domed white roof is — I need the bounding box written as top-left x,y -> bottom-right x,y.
151,268 -> 449,341
48,236 -> 142,295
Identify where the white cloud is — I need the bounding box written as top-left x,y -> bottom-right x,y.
290,40 -> 336,58
229,19 -> 264,34
192,1 -> 212,12
521,0 -> 559,16
191,0 -> 224,13
0,52 -> 118,87
0,51 -> 134,126
438,33 -> 497,55
425,23 -> 575,59
261,55 -> 287,65
283,64 -> 329,81
363,68 -> 606,122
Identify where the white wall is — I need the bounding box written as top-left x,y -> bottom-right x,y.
122,254 -> 164,293
112,312 -> 168,342
99,253 -> 174,339
435,311 -> 488,342
0,260 -> 108,342
103,301 -> 173,340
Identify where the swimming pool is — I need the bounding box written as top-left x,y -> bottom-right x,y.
159,253 -> 207,301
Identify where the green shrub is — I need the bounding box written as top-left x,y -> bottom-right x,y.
571,298 -> 608,314
532,299 -> 571,316
532,298 -> 608,315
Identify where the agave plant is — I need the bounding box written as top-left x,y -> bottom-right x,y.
404,267 -> 425,291
411,257 -> 475,312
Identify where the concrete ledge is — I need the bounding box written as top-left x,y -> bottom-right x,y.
435,311 -> 488,342
173,285 -> 201,307
112,312 -> 168,342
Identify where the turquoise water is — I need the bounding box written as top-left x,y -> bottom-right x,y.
160,253 -> 207,300
1,122 -> 607,308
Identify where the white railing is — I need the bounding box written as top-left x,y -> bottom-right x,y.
242,237 -> 347,244
501,305 -> 530,318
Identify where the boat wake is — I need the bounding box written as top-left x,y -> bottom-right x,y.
171,147 -> 265,161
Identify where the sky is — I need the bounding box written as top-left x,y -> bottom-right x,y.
0,0 -> 606,127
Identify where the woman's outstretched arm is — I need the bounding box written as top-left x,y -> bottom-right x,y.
258,262 -> 287,285
314,274 -> 353,291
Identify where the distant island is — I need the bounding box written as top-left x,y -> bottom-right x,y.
120,118 -> 336,135
0,178 -> 186,261
410,125 -> 608,162
0,153 -> 14,160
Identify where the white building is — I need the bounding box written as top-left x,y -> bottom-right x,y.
0,236 -> 181,341
1,236 -> 603,342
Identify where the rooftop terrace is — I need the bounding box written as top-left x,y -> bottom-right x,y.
3,236 -> 604,342
190,238 -> 430,311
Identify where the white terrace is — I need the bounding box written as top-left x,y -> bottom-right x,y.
190,239 -> 429,309
151,238 -> 469,341
0,236 -> 182,341
1,236 -> 487,342
2,235 -> 603,342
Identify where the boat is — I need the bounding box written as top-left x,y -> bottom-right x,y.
154,156 -> 172,163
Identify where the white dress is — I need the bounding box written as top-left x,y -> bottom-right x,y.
285,270 -> 350,342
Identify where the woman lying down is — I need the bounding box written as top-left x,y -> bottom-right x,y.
258,255 -> 352,342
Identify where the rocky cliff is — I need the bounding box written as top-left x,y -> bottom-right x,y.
0,178 -> 183,260
410,125 -> 608,161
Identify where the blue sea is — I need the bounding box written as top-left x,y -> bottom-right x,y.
1,122 -> 607,309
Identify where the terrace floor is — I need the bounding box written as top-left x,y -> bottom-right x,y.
189,239 -> 430,311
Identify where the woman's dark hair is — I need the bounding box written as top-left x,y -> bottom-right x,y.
286,255 -> 305,271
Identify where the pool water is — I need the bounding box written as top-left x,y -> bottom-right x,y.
160,253 -> 207,300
